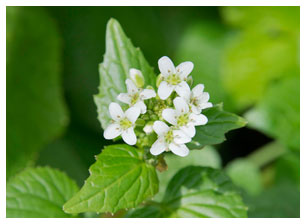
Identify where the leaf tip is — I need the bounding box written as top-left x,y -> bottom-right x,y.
238,116 -> 248,127
107,17 -> 120,30
62,202 -> 71,214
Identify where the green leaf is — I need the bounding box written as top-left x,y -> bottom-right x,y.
221,30 -> 299,109
6,167 -> 79,218
226,159 -> 262,196
245,76 -> 300,151
220,6 -> 299,109
188,104 -> 247,149
6,7 -> 68,179
94,18 -> 156,130
63,144 -> 158,214
127,166 -> 248,218
155,146 -> 221,201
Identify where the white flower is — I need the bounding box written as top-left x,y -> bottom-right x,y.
157,56 -> 193,100
150,121 -> 191,157
162,97 -> 208,138
117,76 -> 156,114
103,103 -> 140,145
178,83 -> 213,114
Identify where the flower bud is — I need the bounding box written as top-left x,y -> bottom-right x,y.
156,73 -> 163,87
143,122 -> 154,134
187,76 -> 193,86
129,68 -> 144,88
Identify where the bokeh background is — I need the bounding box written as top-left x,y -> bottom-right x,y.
7,6 -> 300,217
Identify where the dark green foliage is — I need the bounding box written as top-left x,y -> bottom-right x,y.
6,7 -> 68,179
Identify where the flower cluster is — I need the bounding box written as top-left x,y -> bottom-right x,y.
103,56 -> 212,157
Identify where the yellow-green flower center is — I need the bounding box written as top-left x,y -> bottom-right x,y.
190,97 -> 198,106
164,130 -> 174,144
119,118 -> 132,130
130,92 -> 139,105
177,113 -> 189,126
153,99 -> 167,119
166,73 -> 181,85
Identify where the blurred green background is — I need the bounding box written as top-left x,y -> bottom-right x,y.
7,6 -> 300,217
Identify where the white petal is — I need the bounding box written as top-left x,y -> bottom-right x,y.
150,138 -> 167,156
190,113 -> 208,126
125,106 -> 141,123
158,56 -> 175,77
176,61 -> 194,79
140,89 -> 156,100
173,97 -> 189,114
176,81 -> 191,99
200,102 -> 213,110
103,123 -> 121,139
158,81 -> 174,100
109,102 -> 124,121
117,93 -> 131,104
175,81 -> 190,100
133,101 -> 147,114
162,108 -> 177,126
169,143 -> 189,157
125,79 -> 138,94
191,104 -> 202,114
198,92 -> 210,103
173,130 -> 191,144
122,127 -> 137,145
192,84 -> 204,97
153,121 -> 169,136
180,124 -> 196,138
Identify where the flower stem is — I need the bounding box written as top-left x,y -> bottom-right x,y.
247,141 -> 287,168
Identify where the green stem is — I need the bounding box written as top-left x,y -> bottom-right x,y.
247,141 -> 287,168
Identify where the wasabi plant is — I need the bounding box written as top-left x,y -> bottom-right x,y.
6,18 -> 249,218
6,7 -> 300,219
61,19 -> 248,218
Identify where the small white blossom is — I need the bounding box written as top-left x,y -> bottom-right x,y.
162,97 -> 208,138
157,56 -> 193,100
103,103 -> 140,145
178,83 -> 213,114
117,75 -> 156,114
150,121 -> 191,157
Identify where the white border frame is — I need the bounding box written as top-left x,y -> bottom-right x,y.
1,1 -> 304,224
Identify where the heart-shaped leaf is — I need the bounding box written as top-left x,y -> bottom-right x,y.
127,166 -> 248,218
63,144 -> 158,214
6,167 -> 79,218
